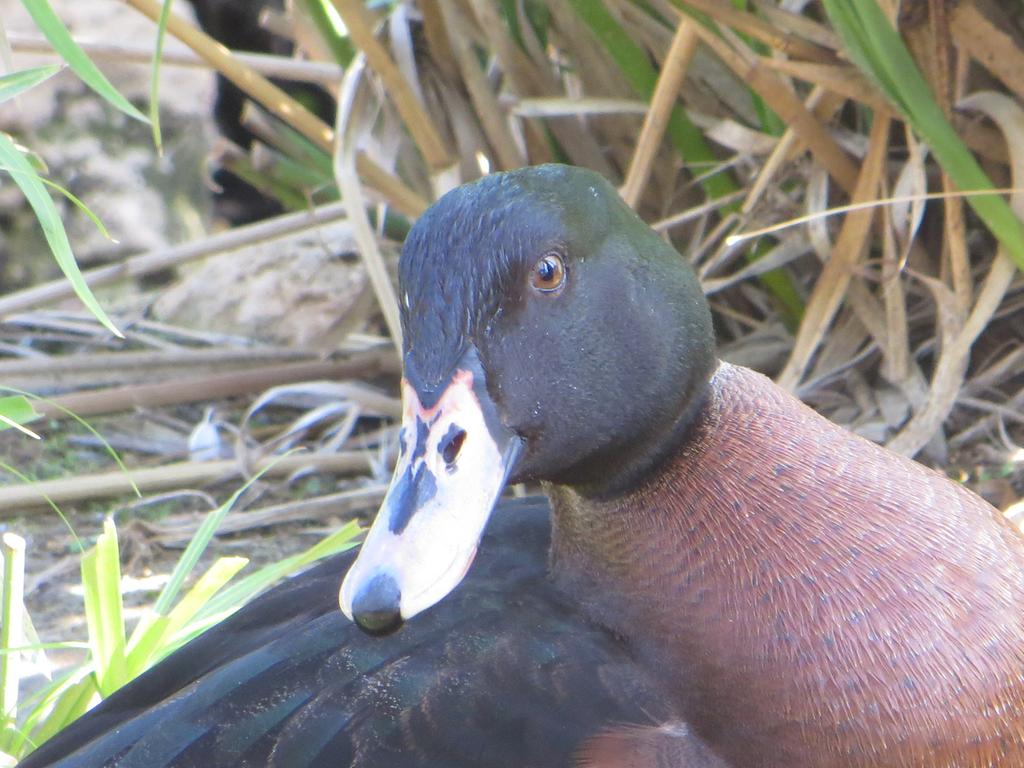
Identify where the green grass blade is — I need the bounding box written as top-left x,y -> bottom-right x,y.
821,0 -> 1024,269
0,396 -> 41,439
94,520 -> 127,693
122,613 -> 170,679
220,151 -> 310,211
297,0 -> 355,66
728,0 -> 783,135
0,461 -> 80,549
566,1 -> 803,323
162,556 -> 249,638
79,548 -> 103,689
0,64 -> 61,103
500,0 -> 550,49
0,534 -> 26,750
20,0 -> 147,123
151,461 -> 280,616
0,144 -> 115,242
21,674 -> 96,756
258,118 -> 336,179
36,171 -> 116,242
183,521 -> 361,644
127,556 -> 248,674
10,657 -> 91,758
81,519 -> 128,697
148,0 -> 175,152
0,133 -> 123,337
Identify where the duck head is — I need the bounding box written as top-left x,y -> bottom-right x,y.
340,164 -> 714,635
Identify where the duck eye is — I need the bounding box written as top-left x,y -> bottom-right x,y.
530,253 -> 566,293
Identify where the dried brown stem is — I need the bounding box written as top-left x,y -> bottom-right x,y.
778,114 -> 891,390
0,202 -> 346,318
35,349 -> 398,419
7,32 -> 344,84
4,453 -> 375,510
0,348 -> 322,391
330,0 -> 453,171
621,18 -> 697,208
143,486 -> 386,546
687,20 -> 859,195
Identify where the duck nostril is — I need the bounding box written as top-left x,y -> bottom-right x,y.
352,573 -> 403,636
439,426 -> 467,467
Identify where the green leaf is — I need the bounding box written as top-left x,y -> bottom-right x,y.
126,556 -> 248,675
150,470 -> 267,617
34,175 -> 116,243
0,64 -> 62,104
121,614 -> 169,680
81,519 -> 128,697
21,673 -> 96,755
0,396 -> 41,437
148,0 -> 175,152
296,0 -> 355,66
0,461 -> 80,549
179,521 -> 361,647
0,387 -> 138,498
20,0 -> 148,123
0,534 -> 26,748
0,133 -> 123,337
821,0 -> 1024,270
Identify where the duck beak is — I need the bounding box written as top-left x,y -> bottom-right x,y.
339,354 -> 522,636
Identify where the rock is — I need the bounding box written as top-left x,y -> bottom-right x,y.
152,221 -> 378,350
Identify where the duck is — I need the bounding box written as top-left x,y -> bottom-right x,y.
20,164 -> 1024,768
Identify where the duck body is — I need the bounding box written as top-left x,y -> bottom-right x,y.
22,164 -> 1024,767
20,499 -> 691,768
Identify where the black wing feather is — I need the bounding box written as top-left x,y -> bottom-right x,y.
22,498 -> 676,768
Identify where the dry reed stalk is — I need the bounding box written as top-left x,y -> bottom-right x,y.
620,18 -> 698,208
144,485 -> 386,546
335,60 -> 404,348
3,453 -> 374,510
888,91 -> 1024,455
469,0 -> 612,175
951,2 -> 1024,104
778,114 -> 892,390
125,0 -> 334,149
686,20 -> 859,195
676,0 -> 834,62
6,33 -> 345,83
330,0 -> 453,171
0,348 -> 321,391
754,58 -> 890,114
36,349 -> 398,419
0,202 -> 346,318
437,0 -> 523,170
739,86 -> 827,223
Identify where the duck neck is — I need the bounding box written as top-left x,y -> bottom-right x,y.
544,363 -> 727,633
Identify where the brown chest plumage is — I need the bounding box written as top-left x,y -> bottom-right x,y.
550,363 -> 1024,767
